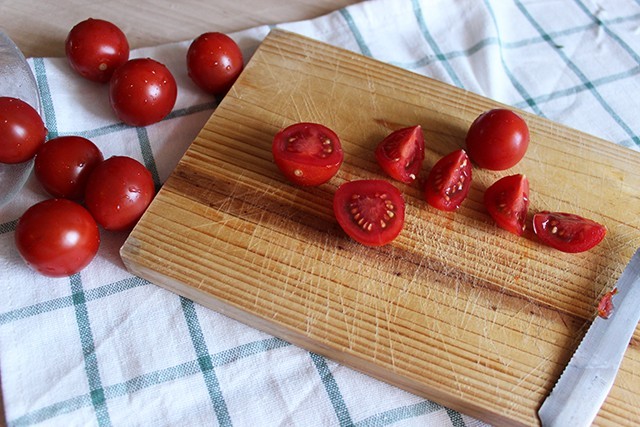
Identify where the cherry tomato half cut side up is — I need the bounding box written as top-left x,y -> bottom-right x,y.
84,156 -> 156,231
484,174 -> 529,236
272,122 -> 344,186
0,97 -> 47,164
333,179 -> 405,246
374,125 -> 425,183
65,18 -> 130,83
109,58 -> 177,127
532,211 -> 606,253
187,32 -> 244,95
424,149 -> 472,211
466,109 -> 529,170
34,136 -> 104,200
15,199 -> 100,277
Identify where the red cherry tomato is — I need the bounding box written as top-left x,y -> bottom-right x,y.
333,179 -> 405,246
34,136 -> 104,199
424,149 -> 472,211
65,18 -> 129,83
484,174 -> 529,236
187,32 -> 244,95
15,199 -> 100,277
109,58 -> 177,126
0,97 -> 47,164
374,125 -> 425,183
532,211 -> 606,253
84,156 -> 155,231
272,122 -> 344,186
466,109 -> 529,170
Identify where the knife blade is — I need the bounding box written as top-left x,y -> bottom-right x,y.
538,247 -> 640,427
0,28 -> 42,208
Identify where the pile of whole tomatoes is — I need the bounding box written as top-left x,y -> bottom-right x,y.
271,110 -> 607,253
1,18 -> 244,277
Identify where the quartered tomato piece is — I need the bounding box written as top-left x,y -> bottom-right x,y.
272,122 -> 343,186
424,149 -> 472,211
333,179 -> 405,246
375,125 -> 424,183
532,211 -> 606,253
484,174 -> 529,235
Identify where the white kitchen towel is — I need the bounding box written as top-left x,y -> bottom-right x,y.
2,0 -> 640,426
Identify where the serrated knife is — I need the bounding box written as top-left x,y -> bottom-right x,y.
538,247 -> 640,426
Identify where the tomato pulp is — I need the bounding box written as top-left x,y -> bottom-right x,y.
272,122 -> 344,186
424,149 -> 472,211
374,125 -> 425,183
533,211 -> 606,253
484,174 -> 530,235
333,179 -> 405,246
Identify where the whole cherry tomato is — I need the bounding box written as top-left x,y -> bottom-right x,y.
65,18 -> 130,83
34,136 -> 104,199
466,109 -> 529,170
333,179 -> 405,246
84,156 -> 155,231
374,125 -> 425,184
15,199 -> 100,277
0,97 -> 47,164
272,122 -> 344,186
187,32 -> 244,95
109,58 -> 177,126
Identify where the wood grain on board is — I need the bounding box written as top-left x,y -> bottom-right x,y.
121,30 -> 640,426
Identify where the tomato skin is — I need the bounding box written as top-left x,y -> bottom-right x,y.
84,156 -> 155,231
65,18 -> 130,83
466,109 -> 529,170
375,125 -> 425,183
187,32 -> 244,95
34,136 -> 104,200
272,122 -> 344,186
15,199 -> 100,277
484,174 -> 529,236
532,211 -> 606,253
109,58 -> 177,126
424,149 -> 472,211
333,179 -> 405,246
0,97 -> 47,164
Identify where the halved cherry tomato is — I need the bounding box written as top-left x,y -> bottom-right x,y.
84,156 -> 155,231
65,18 -> 129,83
532,211 -> 606,253
187,32 -> 244,95
0,97 -> 47,164
34,136 -> 104,199
15,198 -> 100,277
333,179 -> 405,246
272,122 -> 343,186
109,58 -> 177,127
484,174 -> 529,235
374,125 -> 424,183
424,149 -> 471,211
466,109 -> 529,170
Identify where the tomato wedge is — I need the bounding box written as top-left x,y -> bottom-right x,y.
374,125 -> 424,183
333,179 -> 405,246
532,211 -> 606,253
424,149 -> 472,211
272,122 -> 344,186
484,174 -> 529,235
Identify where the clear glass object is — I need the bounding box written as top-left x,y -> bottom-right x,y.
0,28 -> 42,208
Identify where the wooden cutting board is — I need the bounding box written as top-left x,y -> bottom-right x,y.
120,29 -> 640,426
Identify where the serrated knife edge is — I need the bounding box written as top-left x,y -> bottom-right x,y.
538,248 -> 640,427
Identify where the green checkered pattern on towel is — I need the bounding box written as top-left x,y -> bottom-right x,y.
2,0 -> 639,426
